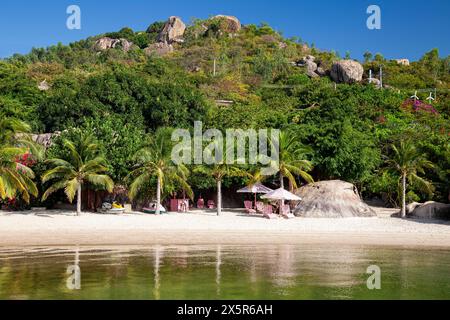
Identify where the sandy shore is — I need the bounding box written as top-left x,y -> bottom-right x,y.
1,208 -> 449,248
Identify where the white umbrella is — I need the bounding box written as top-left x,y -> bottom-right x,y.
261,188 -> 302,201
237,183 -> 273,208
237,183 -> 273,194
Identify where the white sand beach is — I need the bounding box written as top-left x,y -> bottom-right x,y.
0,208 -> 449,248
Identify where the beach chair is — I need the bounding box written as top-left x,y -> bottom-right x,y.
244,201 -> 256,214
207,200 -> 215,209
263,205 -> 278,220
197,198 -> 205,209
281,205 -> 295,219
256,202 -> 265,214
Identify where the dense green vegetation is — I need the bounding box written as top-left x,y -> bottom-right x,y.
0,18 -> 449,209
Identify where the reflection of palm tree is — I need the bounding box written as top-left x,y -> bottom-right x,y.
153,247 -> 163,300
216,245 -> 222,297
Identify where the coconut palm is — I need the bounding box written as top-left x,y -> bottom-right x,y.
276,130 -> 314,189
386,140 -> 434,218
195,163 -> 248,216
129,129 -> 193,214
0,118 -> 41,203
194,140 -> 249,216
42,134 -> 114,215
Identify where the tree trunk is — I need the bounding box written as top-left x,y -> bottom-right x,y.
217,179 -> 222,216
401,173 -> 407,218
156,176 -> 161,215
76,183 -> 82,216
280,174 -> 285,214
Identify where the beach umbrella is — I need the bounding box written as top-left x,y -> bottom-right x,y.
261,188 -> 302,201
237,183 -> 273,207
262,188 -> 302,215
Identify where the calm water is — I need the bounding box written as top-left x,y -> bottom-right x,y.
0,245 -> 449,300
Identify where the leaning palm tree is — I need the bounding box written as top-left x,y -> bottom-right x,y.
129,129 -> 193,214
0,118 -> 41,204
42,134 -> 114,215
386,140 -> 434,218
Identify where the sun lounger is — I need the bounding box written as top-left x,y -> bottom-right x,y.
256,202 -> 265,213
244,201 -> 257,214
197,198 -> 205,209
281,205 -> 295,219
207,200 -> 215,209
263,204 -> 279,219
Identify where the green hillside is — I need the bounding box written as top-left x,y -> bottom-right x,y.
1,15 -> 449,207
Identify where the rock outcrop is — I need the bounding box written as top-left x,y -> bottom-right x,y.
330,60 -> 364,83
406,201 -> 450,220
157,16 -> 186,44
38,80 -> 50,91
94,37 -> 133,52
212,15 -> 241,33
294,55 -> 322,78
395,59 -> 410,66
294,180 -> 377,218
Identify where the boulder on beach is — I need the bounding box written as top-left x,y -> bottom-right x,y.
407,201 -> 450,220
294,180 -> 377,218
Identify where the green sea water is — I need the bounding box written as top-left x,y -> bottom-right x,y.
0,245 -> 449,300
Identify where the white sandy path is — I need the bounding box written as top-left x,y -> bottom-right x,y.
0,209 -> 449,248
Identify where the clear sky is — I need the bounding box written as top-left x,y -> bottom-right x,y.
0,0 -> 449,61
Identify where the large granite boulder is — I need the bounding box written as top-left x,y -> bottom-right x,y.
94,37 -> 133,52
294,180 -> 377,218
330,60 -> 364,83
212,15 -> 241,33
305,60 -> 319,78
395,59 -> 410,66
157,16 -> 186,44
407,201 -> 450,220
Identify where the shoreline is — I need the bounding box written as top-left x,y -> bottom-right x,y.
1,208 -> 450,248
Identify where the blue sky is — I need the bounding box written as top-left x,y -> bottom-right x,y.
0,0 -> 448,61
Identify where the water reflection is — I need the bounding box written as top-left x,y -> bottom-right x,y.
153,246 -> 163,300
216,245 -> 222,297
0,245 -> 449,300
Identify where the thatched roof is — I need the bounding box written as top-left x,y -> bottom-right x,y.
294,180 -> 376,218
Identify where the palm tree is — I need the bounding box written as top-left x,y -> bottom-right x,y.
194,139 -> 249,216
129,129 -> 193,214
0,118 -> 41,204
276,130 -> 314,190
386,140 -> 434,218
42,134 -> 114,215
195,163 -> 248,216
